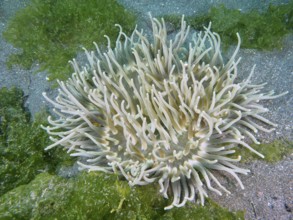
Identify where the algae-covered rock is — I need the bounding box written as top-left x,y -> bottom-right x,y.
0,172 -> 161,219
0,171 -> 244,220
0,87 -> 71,196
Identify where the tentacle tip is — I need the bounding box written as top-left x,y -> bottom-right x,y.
164,205 -> 173,210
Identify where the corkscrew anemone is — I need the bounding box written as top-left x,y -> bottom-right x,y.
42,16 -> 286,209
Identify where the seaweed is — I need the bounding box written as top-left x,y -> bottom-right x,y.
0,87 -> 72,195
3,0 -> 136,81
236,139 -> 293,163
0,172 -> 244,220
163,2 -> 293,50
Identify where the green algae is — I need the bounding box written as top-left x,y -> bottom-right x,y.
236,139 -> 293,163
0,172 -> 244,220
3,0 -> 136,82
0,87 -> 72,196
163,2 -> 293,50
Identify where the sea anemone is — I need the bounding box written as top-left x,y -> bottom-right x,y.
42,16 -> 286,209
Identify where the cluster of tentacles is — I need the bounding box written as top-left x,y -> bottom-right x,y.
42,16 -> 286,209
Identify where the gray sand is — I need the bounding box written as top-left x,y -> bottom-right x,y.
0,0 -> 292,219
